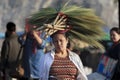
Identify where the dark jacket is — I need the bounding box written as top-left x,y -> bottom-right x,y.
1,33 -> 22,70
106,42 -> 120,80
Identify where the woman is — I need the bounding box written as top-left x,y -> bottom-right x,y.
106,27 -> 120,80
39,30 -> 88,80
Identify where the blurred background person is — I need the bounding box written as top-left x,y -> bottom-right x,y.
1,22 -> 22,80
19,25 -> 47,80
105,27 -> 120,80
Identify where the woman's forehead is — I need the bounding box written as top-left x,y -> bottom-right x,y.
53,34 -> 67,40
53,33 -> 65,37
111,31 -> 119,35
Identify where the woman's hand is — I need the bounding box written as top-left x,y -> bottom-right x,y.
32,30 -> 43,44
32,30 -> 39,38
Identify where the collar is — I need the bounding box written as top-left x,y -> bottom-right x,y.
50,49 -> 73,59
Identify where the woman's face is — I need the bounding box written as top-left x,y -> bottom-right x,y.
52,34 -> 68,52
110,31 -> 120,43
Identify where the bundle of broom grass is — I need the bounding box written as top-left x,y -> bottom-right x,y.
28,2 -> 105,49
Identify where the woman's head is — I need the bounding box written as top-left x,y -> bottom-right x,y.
51,31 -> 69,52
110,27 -> 120,43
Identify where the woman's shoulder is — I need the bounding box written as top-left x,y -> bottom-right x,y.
117,42 -> 120,46
69,50 -> 80,58
115,42 -> 120,49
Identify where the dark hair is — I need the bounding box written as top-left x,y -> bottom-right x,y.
50,31 -> 69,39
6,22 -> 16,31
110,27 -> 120,34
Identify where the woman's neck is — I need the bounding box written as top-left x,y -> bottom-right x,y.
112,41 -> 120,48
55,50 -> 68,58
